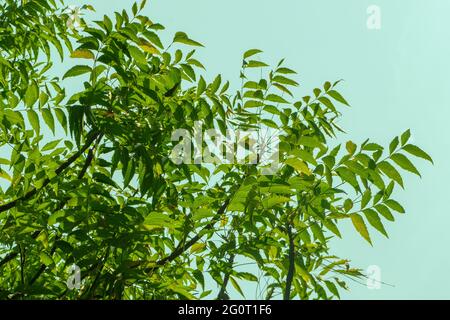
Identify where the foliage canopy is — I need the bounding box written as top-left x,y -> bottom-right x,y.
0,0 -> 432,300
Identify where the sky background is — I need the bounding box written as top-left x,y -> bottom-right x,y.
65,0 -> 449,299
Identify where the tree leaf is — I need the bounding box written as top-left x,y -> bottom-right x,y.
391,153 -> 421,176
403,144 -> 433,164
385,199 -> 405,213
243,49 -> 262,59
285,158 -> 311,175
230,277 -> 245,298
190,242 -> 206,253
27,109 -> 40,135
351,214 -> 372,245
173,31 -> 203,47
346,141 -> 357,154
400,129 -> 411,146
327,90 -> 349,106
63,65 -> 92,79
128,45 -> 147,64
389,136 -> 399,154
71,49 -> 95,59
363,208 -> 388,237
42,108 -> 55,134
377,161 -> 404,188
24,81 -> 39,107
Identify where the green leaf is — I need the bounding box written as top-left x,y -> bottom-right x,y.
27,110 -> 40,135
173,31 -> 203,47
39,91 -> 49,108
42,108 -> 55,134
237,272 -> 258,282
39,252 -> 54,266
377,161 -> 404,188
243,49 -> 262,59
327,90 -> 349,106
128,45 -> 147,64
336,167 -> 358,189
261,119 -> 278,129
311,223 -> 326,243
210,74 -> 221,93
140,0 -> 148,10
391,153 -> 421,176
400,129 -> 411,146
93,172 -> 118,188
276,67 -> 296,74
351,214 -> 372,245
285,158 -> 311,175
197,76 -> 206,96
361,189 -> 372,209
346,141 -> 357,154
375,204 -> 395,221
403,144 -> 433,164
325,281 -> 340,298
266,94 -> 289,104
344,198 -> 353,212
245,60 -> 268,68
55,108 -> 67,132
143,212 -> 177,229
24,81 -> 39,107
389,137 -> 399,154
262,195 -> 291,209
70,49 -> 95,59
42,139 -> 61,152
363,209 -> 388,237
190,242 -> 206,253
63,65 -> 92,79
318,96 -> 336,112
385,199 -> 405,213
272,75 -> 299,86
230,277 -> 245,298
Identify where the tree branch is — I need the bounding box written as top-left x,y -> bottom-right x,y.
142,199 -> 230,273
283,224 -> 295,300
0,132 -> 102,290
0,130 -> 100,214
27,133 -> 103,287
217,254 -> 235,300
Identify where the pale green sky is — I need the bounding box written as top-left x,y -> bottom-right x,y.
65,0 -> 449,299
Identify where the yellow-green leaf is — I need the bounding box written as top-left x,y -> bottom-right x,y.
351,213 -> 372,245
70,49 -> 95,59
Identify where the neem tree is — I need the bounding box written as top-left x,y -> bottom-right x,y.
0,0 -> 432,300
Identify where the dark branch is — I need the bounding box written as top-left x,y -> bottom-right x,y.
0,130 -> 101,214
283,224 -> 295,300
217,254 -> 235,300
142,199 -> 230,273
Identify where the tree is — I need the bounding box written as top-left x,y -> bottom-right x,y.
0,0 -> 432,300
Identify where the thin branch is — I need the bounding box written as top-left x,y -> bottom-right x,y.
283,224 -> 295,300
217,254 -> 235,300
140,199 -> 231,274
0,130 -> 101,214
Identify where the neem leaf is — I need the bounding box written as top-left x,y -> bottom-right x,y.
351,213 -> 372,245
363,209 -> 388,237
27,109 -> 40,135
24,81 -> 39,107
128,45 -> 147,64
63,65 -> 92,79
286,158 -> 312,175
327,90 -> 349,106
391,153 -> 421,177
243,49 -> 262,59
71,49 -> 95,59
403,144 -> 433,164
173,32 -> 203,47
